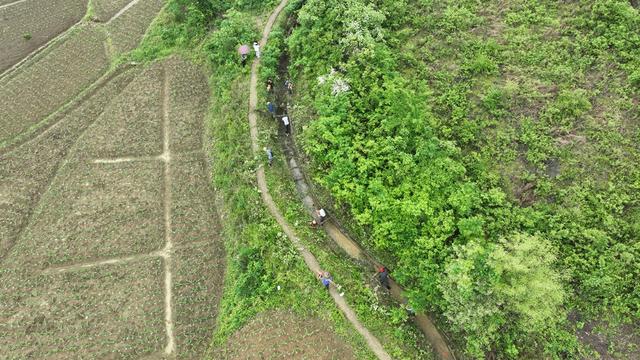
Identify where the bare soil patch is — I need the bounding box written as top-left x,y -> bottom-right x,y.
218,310 -> 357,359
0,0 -> 87,73
0,25 -> 109,144
107,0 -> 165,56
0,258 -> 165,359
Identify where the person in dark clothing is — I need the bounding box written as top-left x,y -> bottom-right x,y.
241,53 -> 247,67
378,267 -> 390,290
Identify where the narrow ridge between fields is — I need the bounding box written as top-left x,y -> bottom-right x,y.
247,1 -> 391,359
106,0 -> 142,24
0,0 -> 27,10
160,63 -> 177,356
42,252 -> 158,273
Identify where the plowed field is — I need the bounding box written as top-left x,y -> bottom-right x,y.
0,57 -> 224,359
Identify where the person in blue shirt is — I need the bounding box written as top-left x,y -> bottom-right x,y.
267,101 -> 275,116
266,148 -> 273,167
318,271 -> 333,290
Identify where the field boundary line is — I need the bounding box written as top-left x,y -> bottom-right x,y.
161,65 -> 177,356
0,0 -> 27,10
93,155 -> 161,164
247,1 -> 391,359
106,0 -> 141,24
42,251 -> 160,273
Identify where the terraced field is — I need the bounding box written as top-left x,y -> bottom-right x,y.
107,0 -> 166,56
92,0 -> 133,22
0,25 -> 109,145
0,0 -> 87,72
0,0 -> 166,147
0,50 -> 224,357
0,0 -> 232,356
0,67 -> 137,260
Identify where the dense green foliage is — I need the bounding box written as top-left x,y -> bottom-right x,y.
285,0 -> 640,357
441,234 -> 567,358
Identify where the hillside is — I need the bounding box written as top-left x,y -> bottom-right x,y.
1,0 -> 638,359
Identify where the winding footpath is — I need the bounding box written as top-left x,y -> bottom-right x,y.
248,1 -> 391,360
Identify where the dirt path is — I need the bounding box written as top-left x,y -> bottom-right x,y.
247,2 -> 391,360
160,66 -> 176,356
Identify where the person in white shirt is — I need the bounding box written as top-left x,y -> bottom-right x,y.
281,115 -> 290,135
253,41 -> 260,58
317,208 -> 327,224
310,208 -> 328,227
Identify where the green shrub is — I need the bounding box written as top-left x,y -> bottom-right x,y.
440,234 -> 568,359
205,9 -> 258,66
